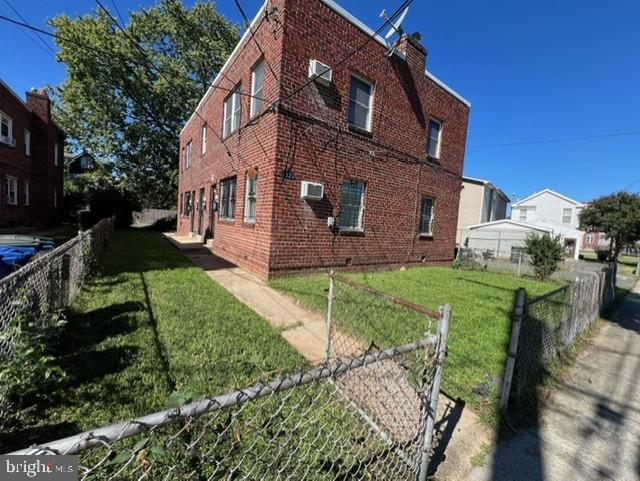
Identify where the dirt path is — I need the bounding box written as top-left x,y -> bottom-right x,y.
469,282 -> 640,481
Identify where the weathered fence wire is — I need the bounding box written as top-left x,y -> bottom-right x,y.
501,264 -> 617,410
0,217 -> 115,425
9,272 -> 452,481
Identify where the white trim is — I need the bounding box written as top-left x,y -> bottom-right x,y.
348,73 -> 374,132
424,70 -> 470,108
468,219 -> 552,233
244,174 -> 258,222
180,0 -> 269,136
5,175 -> 18,206
512,188 -> 584,207
201,124 -> 207,154
426,117 -> 442,158
250,59 -> 265,118
24,179 -> 29,206
24,129 -> 31,156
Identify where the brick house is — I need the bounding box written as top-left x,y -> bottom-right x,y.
177,0 -> 470,278
0,79 -> 64,227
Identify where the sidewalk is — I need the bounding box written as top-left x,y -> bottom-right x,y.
469,281 -> 640,481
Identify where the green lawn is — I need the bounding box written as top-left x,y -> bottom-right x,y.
581,250 -> 638,277
270,268 -> 561,423
7,229 -> 305,450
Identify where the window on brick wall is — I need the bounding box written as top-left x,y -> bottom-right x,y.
419,197 -> 434,235
250,59 -> 265,118
1,110 -> 13,145
54,188 -> 58,208
426,118 -> 442,158
185,141 -> 192,169
340,180 -> 365,230
5,176 -> 17,206
54,142 -> 59,166
201,124 -> 207,154
220,177 -> 237,220
183,191 -> 192,217
244,174 -> 257,222
562,207 -> 572,224
223,87 -> 242,137
24,180 -> 29,206
25,129 -> 31,156
348,75 -> 373,131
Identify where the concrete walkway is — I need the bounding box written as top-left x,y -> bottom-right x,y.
164,233 -> 493,481
469,281 -> 640,481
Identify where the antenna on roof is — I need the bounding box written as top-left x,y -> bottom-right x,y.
379,6 -> 409,57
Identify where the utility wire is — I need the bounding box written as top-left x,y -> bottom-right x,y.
469,129 -> 640,148
233,0 -> 279,82
1,0 -> 56,56
110,0 -> 126,27
0,13 -> 264,102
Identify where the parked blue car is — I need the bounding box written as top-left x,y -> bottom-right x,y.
0,235 -> 55,278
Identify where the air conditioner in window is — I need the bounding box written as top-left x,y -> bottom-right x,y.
0,136 -> 15,146
308,59 -> 332,85
300,181 -> 324,201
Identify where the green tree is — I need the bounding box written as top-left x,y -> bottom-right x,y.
51,0 -> 239,208
524,233 -> 564,282
579,192 -> 640,260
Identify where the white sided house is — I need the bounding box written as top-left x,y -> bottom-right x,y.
465,189 -> 585,260
456,176 -> 510,245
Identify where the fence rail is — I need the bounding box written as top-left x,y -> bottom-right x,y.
500,263 -> 617,411
0,217 -> 115,426
9,272 -> 452,481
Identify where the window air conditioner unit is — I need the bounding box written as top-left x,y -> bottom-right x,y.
300,181 -> 324,201
308,59 -> 332,85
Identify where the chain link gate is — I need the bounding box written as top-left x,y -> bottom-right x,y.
11,272 -> 451,481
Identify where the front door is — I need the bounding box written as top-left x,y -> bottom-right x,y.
564,239 -> 576,259
197,188 -> 205,237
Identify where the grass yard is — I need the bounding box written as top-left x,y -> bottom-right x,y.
270,268 -> 561,423
7,229 -> 305,451
581,250 -> 638,277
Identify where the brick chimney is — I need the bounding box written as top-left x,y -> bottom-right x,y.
26,88 -> 51,124
397,33 -> 427,72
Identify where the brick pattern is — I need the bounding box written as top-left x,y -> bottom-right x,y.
178,0 -> 469,278
0,84 -> 64,227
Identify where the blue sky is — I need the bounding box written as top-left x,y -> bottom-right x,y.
1,0 -> 639,202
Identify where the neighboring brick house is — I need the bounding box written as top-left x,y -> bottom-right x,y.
582,230 -> 610,252
0,79 -> 64,227
177,0 -> 470,278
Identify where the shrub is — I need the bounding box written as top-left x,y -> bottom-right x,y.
524,233 -> 564,281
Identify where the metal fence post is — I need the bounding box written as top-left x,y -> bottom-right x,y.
517,251 -> 523,277
325,270 -> 335,361
499,288 -> 527,414
417,303 -> 451,481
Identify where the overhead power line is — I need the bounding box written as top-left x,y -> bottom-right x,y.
1,0 -> 56,56
469,129 -> 640,148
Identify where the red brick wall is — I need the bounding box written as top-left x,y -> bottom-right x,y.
0,84 -> 64,227
178,0 -> 469,278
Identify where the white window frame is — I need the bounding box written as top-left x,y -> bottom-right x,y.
201,124 -> 207,154
586,233 -> 594,243
250,59 -> 265,118
223,87 -> 242,137
220,177 -> 237,220
518,208 -> 528,222
0,110 -> 13,145
340,180 -> 366,231
24,180 -> 29,206
347,74 -> 374,132
5,176 -> 17,206
419,197 -> 435,235
562,207 -> 572,224
185,141 -> 192,169
426,118 -> 442,159
244,174 -> 258,223
24,129 -> 31,156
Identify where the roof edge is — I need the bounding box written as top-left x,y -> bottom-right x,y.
468,219 -> 552,232
513,188 -> 585,207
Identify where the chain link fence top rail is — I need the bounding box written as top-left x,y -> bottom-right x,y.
13,336 -> 447,481
0,217 -> 115,425
512,264 -> 616,404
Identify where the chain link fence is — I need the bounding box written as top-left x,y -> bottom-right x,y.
0,217 -> 115,426
10,273 -> 452,481
503,264 -> 616,410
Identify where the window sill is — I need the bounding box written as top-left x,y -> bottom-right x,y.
419,233 -> 434,239
347,124 -> 373,138
243,220 -> 256,228
218,218 -> 235,224
339,228 -> 364,237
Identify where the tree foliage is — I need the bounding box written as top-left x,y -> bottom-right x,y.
51,0 -> 239,207
579,192 -> 640,260
524,233 -> 564,282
